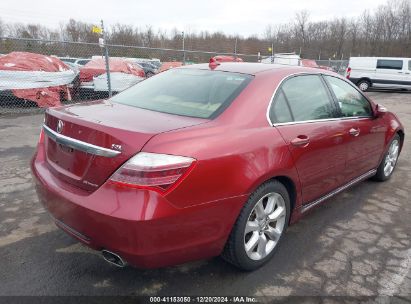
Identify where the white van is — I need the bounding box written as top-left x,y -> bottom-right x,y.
346,57 -> 411,91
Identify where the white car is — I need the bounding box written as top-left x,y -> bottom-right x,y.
93,72 -> 144,92
261,53 -> 301,66
59,57 -> 91,66
346,57 -> 411,91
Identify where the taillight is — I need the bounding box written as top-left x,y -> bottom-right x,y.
109,152 -> 196,194
346,67 -> 351,79
38,128 -> 45,144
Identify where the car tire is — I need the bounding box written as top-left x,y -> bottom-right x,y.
146,72 -> 155,78
373,134 -> 400,182
221,180 -> 291,271
358,79 -> 371,92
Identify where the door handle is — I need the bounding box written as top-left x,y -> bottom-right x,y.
291,135 -> 310,147
349,128 -> 360,137
398,71 -> 403,74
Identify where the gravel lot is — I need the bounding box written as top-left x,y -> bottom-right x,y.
0,90 -> 410,298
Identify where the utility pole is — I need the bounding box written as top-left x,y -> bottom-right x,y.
234,37 -> 238,58
101,20 -> 112,98
182,31 -> 186,65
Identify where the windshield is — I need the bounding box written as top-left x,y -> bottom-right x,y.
111,69 -> 253,119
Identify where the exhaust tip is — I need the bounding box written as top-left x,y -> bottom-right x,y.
101,250 -> 126,268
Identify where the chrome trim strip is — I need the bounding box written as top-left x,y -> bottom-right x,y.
301,169 -> 377,213
273,116 -> 372,127
54,218 -> 91,243
43,124 -> 121,158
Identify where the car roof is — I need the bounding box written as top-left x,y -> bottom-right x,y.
179,62 -> 321,75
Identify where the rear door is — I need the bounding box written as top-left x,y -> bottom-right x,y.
323,75 -> 387,180
269,74 -> 346,204
375,59 -> 405,88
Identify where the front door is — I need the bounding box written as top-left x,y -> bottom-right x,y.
323,75 -> 387,180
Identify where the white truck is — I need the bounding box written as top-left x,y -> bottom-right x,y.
346,57 -> 411,91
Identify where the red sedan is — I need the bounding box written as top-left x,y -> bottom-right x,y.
31,63 -> 404,270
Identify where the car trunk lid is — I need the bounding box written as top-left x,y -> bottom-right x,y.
43,100 -> 207,192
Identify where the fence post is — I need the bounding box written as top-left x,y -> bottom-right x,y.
234,37 -> 238,59
101,20 -> 112,98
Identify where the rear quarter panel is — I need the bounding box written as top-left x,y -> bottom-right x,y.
143,124 -> 301,210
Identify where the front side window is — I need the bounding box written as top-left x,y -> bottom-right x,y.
271,75 -> 334,123
111,69 -> 252,119
408,60 -> 411,71
325,76 -> 372,118
377,59 -> 403,70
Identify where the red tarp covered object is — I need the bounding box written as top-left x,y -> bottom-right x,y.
211,56 -> 244,63
0,52 -> 73,107
301,59 -> 319,68
79,58 -> 145,82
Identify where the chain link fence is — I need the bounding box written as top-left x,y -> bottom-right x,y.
315,60 -> 349,75
0,37 -> 261,114
0,37 -> 349,115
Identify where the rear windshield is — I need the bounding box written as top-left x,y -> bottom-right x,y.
111,69 -> 253,119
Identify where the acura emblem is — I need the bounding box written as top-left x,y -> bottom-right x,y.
56,120 -> 64,134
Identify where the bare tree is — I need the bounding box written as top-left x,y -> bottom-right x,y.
295,10 -> 310,48
0,18 -> 4,37
2,0 -> 411,61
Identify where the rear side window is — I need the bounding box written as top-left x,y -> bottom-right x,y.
325,76 -> 372,118
409,61 -> 411,71
111,69 -> 253,119
270,75 -> 334,123
377,59 -> 403,70
271,90 -> 293,123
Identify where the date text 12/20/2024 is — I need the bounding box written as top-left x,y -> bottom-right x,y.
149,297 -> 258,303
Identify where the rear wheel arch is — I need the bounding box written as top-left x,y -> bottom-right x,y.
358,77 -> 372,84
222,178 -> 292,270
247,175 -> 297,222
274,176 -> 297,218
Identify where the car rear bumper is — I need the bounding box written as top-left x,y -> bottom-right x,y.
31,150 -> 247,268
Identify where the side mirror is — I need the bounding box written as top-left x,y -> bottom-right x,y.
375,104 -> 388,117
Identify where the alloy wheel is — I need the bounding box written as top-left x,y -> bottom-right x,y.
244,192 -> 286,261
384,139 -> 399,176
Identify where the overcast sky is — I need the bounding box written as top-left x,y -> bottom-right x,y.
0,0 -> 389,37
